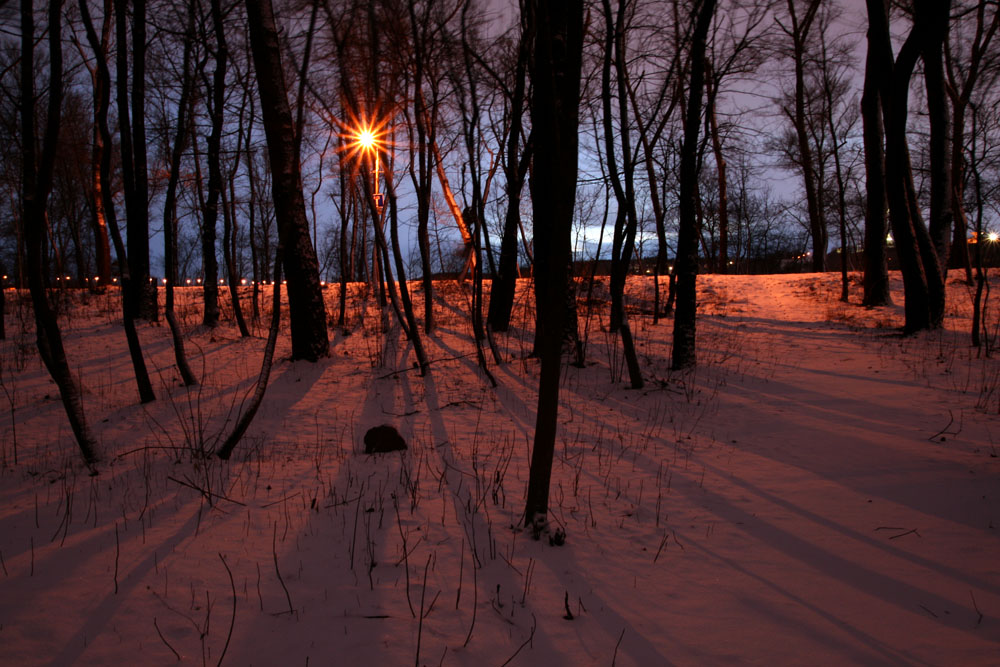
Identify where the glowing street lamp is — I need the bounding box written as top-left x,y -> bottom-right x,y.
987,231 -> 999,243
343,116 -> 389,213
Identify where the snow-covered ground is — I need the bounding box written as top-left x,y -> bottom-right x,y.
1,272 -> 998,665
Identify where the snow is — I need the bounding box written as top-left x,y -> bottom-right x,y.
1,272 -> 998,665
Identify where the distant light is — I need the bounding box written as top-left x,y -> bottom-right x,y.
356,127 -> 377,152
241,278 -> 247,286
162,278 -> 168,284
886,233 -> 894,244
987,231 -> 999,243
186,278 -> 192,285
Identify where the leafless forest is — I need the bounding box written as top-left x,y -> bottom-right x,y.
3,0 -> 1000,528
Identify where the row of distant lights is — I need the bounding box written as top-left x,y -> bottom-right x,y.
6,234 -> 1000,284
0,276 -> 288,286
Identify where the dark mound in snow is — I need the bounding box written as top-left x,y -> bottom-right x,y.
363,424 -> 407,454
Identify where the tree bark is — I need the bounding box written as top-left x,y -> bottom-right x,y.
244,0 -> 329,361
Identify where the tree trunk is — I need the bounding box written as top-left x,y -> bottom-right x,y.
245,0 -> 329,361
672,0 -> 716,370
407,1 -> 435,334
200,0 -> 228,329
114,0 -> 156,321
869,0 -> 935,332
705,60 -> 730,275
162,2 -> 197,386
523,0 -> 584,530
22,0 -> 99,465
81,0 -> 156,404
786,0 -> 825,272
84,5 -> 112,288
216,248 -> 283,461
861,29 -> 891,307
223,72 -> 251,338
920,0 -> 952,326
487,8 -> 531,334
600,0 -> 642,389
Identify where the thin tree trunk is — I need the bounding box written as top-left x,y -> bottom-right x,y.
114,0 -> 155,321
83,4 -> 112,287
600,0 -> 642,389
22,0 -> 99,464
81,0 -> 156,403
784,0 -> 825,272
672,0 -> 716,370
245,0 -> 329,361
861,3 -> 891,307
920,0 -> 952,326
523,0 -> 584,530
216,248 -> 283,461
705,60 -> 730,275
162,2 -> 197,386
223,77 -> 251,338
488,5 -> 531,333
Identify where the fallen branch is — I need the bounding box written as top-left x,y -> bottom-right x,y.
153,617 -> 182,661
499,613 -> 536,667
217,553 -> 236,666
167,476 -> 246,507
971,590 -> 984,626
272,522 -> 294,615
612,628 -> 626,666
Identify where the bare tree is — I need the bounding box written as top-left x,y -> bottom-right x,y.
861,0 -> 891,307
68,1 -> 113,287
114,0 -> 157,319
80,0 -> 156,403
777,0 -> 825,271
161,0 -> 198,385
945,0 -> 1000,282
704,0 -> 772,275
244,0 -> 329,361
21,0 -> 98,464
600,0 -> 642,388
865,0 -> 950,332
672,0 -> 717,370
523,0 -> 584,531
487,1 -> 532,333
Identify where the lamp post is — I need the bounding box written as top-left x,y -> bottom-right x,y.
349,119 -> 386,213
